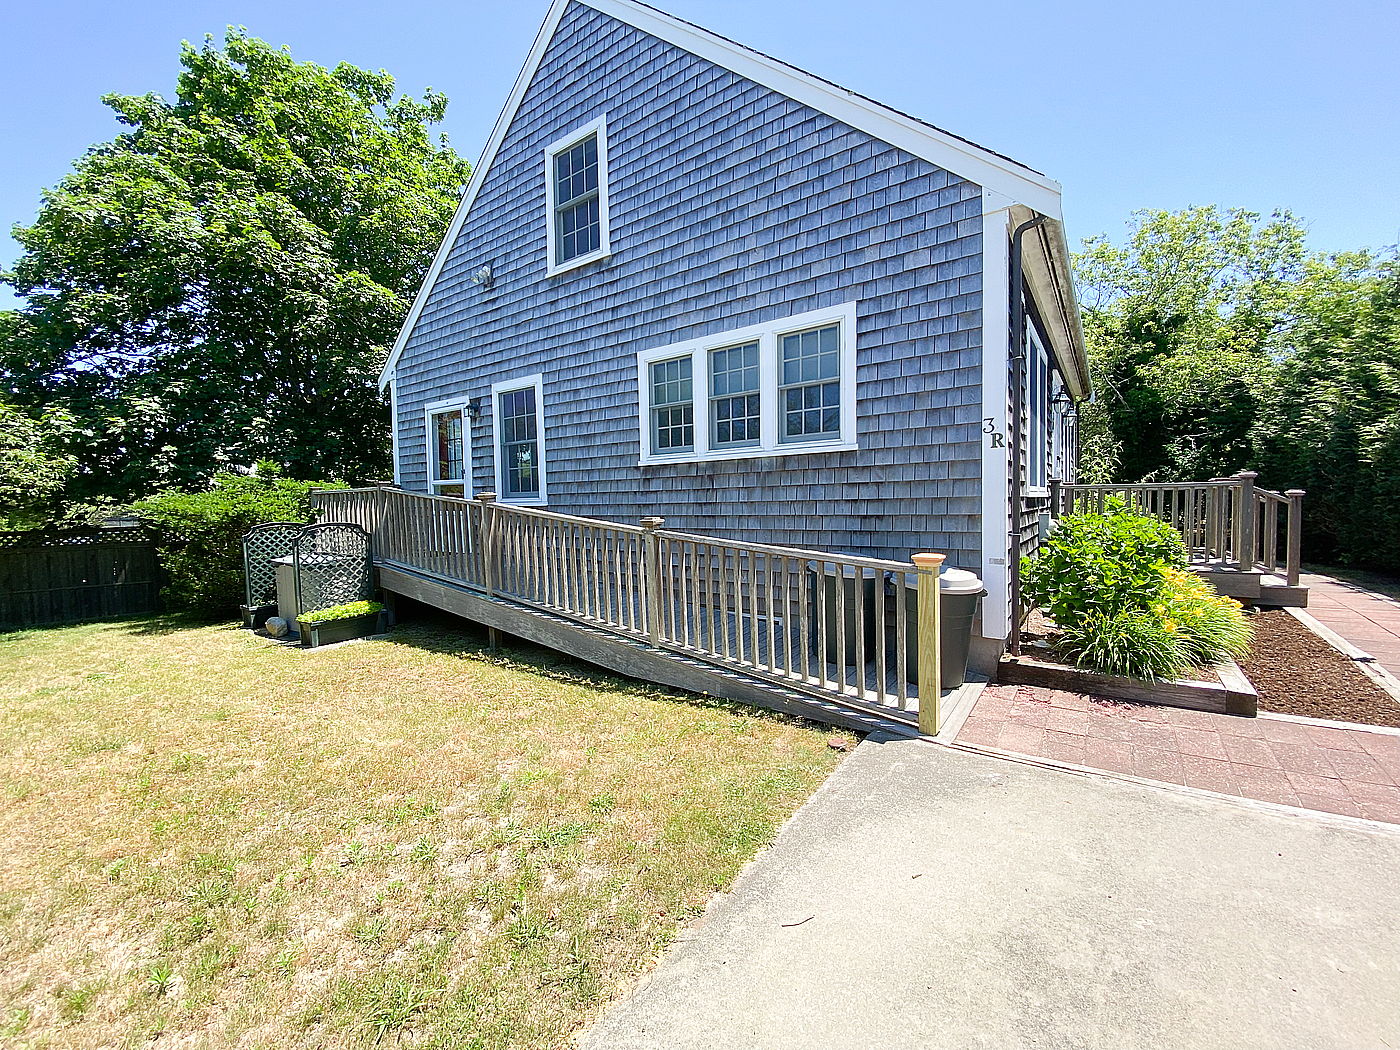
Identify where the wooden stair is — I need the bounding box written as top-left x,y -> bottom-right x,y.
1190,564 -> 1308,607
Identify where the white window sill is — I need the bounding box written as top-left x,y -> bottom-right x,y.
500,495 -> 548,507
546,248 -> 611,278
1024,487 -> 1051,498
639,440 -> 858,468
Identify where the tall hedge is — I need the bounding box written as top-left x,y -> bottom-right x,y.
131,468 -> 345,618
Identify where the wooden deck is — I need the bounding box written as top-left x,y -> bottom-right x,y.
1061,474 -> 1309,607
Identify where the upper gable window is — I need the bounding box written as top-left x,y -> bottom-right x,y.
544,117 -> 611,276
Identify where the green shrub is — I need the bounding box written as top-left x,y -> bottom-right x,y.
1058,610 -> 1186,682
1021,501 -> 1252,680
131,465 -> 345,618
1020,500 -> 1187,625
298,601 -> 383,625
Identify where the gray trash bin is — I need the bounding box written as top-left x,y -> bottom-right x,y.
904,568 -> 986,689
808,565 -> 878,665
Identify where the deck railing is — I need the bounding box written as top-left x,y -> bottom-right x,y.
1057,472 -> 1304,586
311,487 -> 947,731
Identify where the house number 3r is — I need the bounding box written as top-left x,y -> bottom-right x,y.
983,418 -> 1006,448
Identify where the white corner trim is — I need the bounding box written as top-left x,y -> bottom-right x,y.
490,373 -> 548,505
388,370 -> 402,486
423,396 -> 473,493
379,0 -> 1068,389
634,301 -> 858,466
980,192 -> 1012,642
544,114 -> 612,277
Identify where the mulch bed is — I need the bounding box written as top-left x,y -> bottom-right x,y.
1236,609 -> 1400,728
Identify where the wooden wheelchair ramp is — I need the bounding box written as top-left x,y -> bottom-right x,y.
312,488 -> 955,736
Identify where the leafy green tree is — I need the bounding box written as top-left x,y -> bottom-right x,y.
2,29 -> 469,506
0,402 -> 76,529
1077,205 -> 1400,572
1075,206 -> 1306,481
1254,255 -> 1400,570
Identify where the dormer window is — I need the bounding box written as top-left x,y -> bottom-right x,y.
544,117 -> 611,275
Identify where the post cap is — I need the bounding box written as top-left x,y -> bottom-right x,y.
640,516 -> 666,529
1285,489 -> 1306,497
912,552 -> 947,569
475,491 -> 497,503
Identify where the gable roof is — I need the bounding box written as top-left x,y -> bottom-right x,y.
380,0 -> 1073,388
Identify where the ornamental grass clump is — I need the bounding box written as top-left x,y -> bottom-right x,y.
1021,500 -> 1252,681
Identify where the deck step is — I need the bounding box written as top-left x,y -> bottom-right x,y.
1190,565 -> 1308,607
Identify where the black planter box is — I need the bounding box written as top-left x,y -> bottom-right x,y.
241,603 -> 277,630
296,611 -> 387,648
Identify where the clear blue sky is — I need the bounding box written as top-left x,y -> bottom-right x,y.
3,0 -> 1397,309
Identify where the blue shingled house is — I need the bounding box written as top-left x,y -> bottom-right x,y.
376,0 -> 1089,669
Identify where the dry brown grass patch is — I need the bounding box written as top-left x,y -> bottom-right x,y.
0,615 -> 842,1048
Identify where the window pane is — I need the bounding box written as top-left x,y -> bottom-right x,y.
432,410 -> 464,482
650,357 -> 693,453
709,342 -> 760,448
554,133 -> 601,264
498,387 -> 540,497
778,325 -> 842,444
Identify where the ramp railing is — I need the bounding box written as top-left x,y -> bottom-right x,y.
312,487 -> 947,732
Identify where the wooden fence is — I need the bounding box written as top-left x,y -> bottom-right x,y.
1058,472 -> 1305,586
313,487 -> 948,732
0,526 -> 163,628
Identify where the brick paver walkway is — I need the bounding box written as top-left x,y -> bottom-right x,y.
1303,572 -> 1400,677
957,684 -> 1400,824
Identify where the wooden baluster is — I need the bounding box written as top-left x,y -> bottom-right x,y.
1285,490 -> 1305,587
852,565 -> 867,699
640,517 -> 664,645
874,566 -> 888,704
833,563 -> 847,693
895,567 -> 910,711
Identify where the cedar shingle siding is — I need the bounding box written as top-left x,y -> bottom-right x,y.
394,0 -> 986,567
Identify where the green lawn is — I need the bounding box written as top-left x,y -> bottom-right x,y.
0,615 -> 844,1048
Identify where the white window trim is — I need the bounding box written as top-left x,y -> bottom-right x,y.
491,374 -> 548,505
1025,327 -> 1051,497
636,302 -> 858,466
424,397 -> 472,496
544,115 -> 611,278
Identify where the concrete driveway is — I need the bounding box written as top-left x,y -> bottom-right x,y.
579,736 -> 1400,1050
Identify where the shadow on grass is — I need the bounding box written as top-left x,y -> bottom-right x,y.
0,611 -> 241,640
380,604 -> 825,730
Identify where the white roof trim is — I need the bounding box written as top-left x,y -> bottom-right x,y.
380,0 -> 1067,388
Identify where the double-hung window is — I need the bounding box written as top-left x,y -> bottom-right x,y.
492,375 -> 547,504
425,401 -> 470,497
636,303 -> 857,465
650,357 -> 694,454
779,325 -> 842,444
544,117 -> 610,275
709,343 -> 761,449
